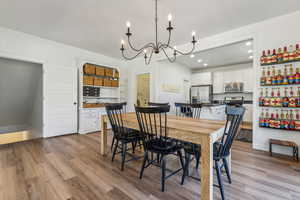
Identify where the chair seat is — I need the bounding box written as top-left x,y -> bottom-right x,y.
184,142 -> 229,160
146,138 -> 181,154
115,128 -> 143,142
183,143 -> 201,155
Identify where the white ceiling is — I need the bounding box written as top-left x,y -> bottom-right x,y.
175,40 -> 253,69
0,0 -> 299,59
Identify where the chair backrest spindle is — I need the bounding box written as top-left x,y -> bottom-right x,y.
135,105 -> 170,146
105,103 -> 127,138
215,106 -> 245,158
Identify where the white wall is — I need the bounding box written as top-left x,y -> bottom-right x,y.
127,60 -> 191,113
0,26 -> 128,137
0,57 -> 42,131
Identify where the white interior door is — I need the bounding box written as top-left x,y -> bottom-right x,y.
43,65 -> 78,137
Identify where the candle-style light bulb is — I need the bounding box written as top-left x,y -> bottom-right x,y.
174,46 -> 177,50
143,49 -> 147,54
120,39 -> 125,51
168,14 -> 172,21
167,14 -> 173,30
126,21 -> 131,36
191,31 -> 196,43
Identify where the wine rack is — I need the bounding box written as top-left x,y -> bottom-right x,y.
259,44 -> 300,131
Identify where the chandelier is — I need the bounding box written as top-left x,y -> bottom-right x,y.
120,0 -> 197,65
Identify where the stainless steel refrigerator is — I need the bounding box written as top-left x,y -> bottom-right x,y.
190,85 -> 213,103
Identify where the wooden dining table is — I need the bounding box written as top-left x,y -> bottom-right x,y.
100,112 -> 226,200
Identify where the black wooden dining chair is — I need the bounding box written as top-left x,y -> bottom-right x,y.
179,103 -> 203,175
110,102 -> 127,151
181,106 -> 245,200
105,103 -> 143,171
175,103 -> 192,117
190,103 -> 202,119
135,105 -> 184,192
148,102 -> 169,106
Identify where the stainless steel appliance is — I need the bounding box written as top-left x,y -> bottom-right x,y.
190,85 -> 213,103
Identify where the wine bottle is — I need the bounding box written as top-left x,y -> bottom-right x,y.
260,51 -> 266,65
283,46 -> 289,62
277,48 -> 284,63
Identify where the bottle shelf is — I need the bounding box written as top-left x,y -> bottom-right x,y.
259,105 -> 300,108
259,125 -> 300,131
260,83 -> 300,87
261,60 -> 300,66
259,45 -> 300,132
259,118 -> 300,131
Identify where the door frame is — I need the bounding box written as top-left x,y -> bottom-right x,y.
0,50 -> 46,137
135,72 -> 152,106
136,72 -> 151,106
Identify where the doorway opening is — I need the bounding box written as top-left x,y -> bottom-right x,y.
0,57 -> 43,144
137,73 -> 150,106
176,39 -> 254,143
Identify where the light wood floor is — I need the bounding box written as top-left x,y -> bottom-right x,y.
0,130 -> 33,145
0,132 -> 300,200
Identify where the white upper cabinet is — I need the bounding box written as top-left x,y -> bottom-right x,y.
211,65 -> 253,93
191,72 -> 212,85
213,72 -> 224,93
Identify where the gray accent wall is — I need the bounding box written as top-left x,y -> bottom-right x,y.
0,57 -> 42,136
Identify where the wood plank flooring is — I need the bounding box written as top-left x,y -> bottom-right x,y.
0,132 -> 300,200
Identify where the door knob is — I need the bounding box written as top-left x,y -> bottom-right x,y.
73,102 -> 77,105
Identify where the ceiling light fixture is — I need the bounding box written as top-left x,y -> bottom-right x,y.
246,41 -> 252,46
248,49 -> 253,53
197,59 -> 203,63
120,0 -> 197,65
203,63 -> 208,67
190,54 -> 195,58
249,55 -> 253,59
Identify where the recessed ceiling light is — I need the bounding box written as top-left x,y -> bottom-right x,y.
246,41 -> 252,46
197,59 -> 203,63
190,54 -> 195,58
203,63 -> 208,67
248,49 -> 253,53
249,55 -> 253,59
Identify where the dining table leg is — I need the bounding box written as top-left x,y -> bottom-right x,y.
200,137 -> 213,200
100,116 -> 108,156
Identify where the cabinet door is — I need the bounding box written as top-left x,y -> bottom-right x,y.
213,72 -> 224,93
79,110 -> 98,133
191,72 -> 212,85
